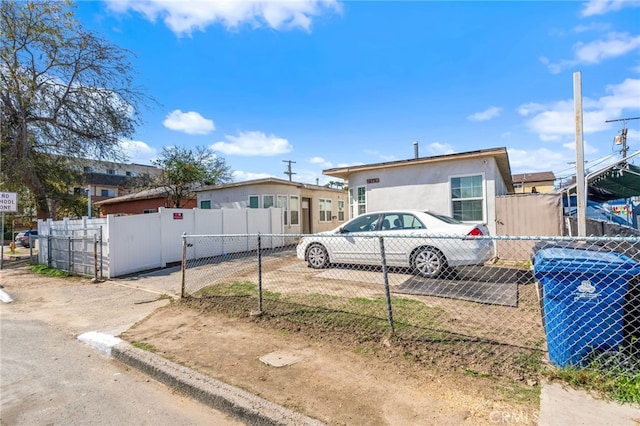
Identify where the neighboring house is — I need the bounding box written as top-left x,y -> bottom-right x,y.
511,171 -> 556,194
322,147 -> 514,235
195,177 -> 348,234
94,187 -> 196,216
73,158 -> 162,203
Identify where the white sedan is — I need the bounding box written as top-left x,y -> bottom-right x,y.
296,210 -> 494,278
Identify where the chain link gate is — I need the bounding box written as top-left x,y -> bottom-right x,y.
42,227 -> 104,280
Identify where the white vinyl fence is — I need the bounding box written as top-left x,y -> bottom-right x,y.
38,207 -> 284,278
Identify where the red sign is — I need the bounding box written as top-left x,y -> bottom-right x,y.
173,213 -> 183,220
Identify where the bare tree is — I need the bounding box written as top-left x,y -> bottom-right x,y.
0,0 -> 151,218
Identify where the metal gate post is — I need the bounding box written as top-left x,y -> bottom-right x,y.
379,236 -> 395,333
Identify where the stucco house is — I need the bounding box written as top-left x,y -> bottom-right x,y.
195,177 -> 348,234
322,147 -> 514,235
511,171 -> 556,194
94,187 -> 197,216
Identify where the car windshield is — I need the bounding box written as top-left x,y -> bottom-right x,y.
422,211 -> 463,224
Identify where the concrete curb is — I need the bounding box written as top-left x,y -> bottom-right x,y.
112,341 -> 325,426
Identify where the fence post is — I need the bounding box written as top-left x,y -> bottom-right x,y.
379,236 -> 395,334
92,234 -> 99,283
181,233 -> 187,298
67,236 -> 72,276
47,235 -> 52,268
257,233 -> 263,315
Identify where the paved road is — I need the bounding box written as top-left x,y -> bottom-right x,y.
0,268 -> 242,426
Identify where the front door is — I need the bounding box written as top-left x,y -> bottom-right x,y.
302,198 -> 311,234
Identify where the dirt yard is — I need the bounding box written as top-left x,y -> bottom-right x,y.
3,259 -> 541,425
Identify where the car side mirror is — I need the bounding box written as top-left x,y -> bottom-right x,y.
338,227 -> 347,234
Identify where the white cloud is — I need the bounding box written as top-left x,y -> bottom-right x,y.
120,139 -> 158,164
232,170 -> 274,181
581,0 -> 640,17
519,78 -> 640,141
211,130 -> 292,156
426,142 -> 455,156
507,147 -> 572,175
543,32 -> 640,74
309,156 -> 332,168
517,102 -> 546,117
163,110 -> 215,135
105,0 -> 341,36
467,106 -> 502,122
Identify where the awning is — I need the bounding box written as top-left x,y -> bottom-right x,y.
562,159 -> 640,203
588,163 -> 640,202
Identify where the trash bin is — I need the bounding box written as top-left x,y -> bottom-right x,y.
533,247 -> 640,368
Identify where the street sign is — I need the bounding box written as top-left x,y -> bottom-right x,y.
0,192 -> 18,213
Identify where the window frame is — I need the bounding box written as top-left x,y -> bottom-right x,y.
200,200 -> 211,209
319,198 -> 333,222
290,195 -> 300,225
337,200 -> 345,222
262,194 -> 275,209
248,195 -> 259,209
450,173 -> 485,222
277,195 -> 288,225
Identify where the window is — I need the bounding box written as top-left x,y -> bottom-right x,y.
342,213 -> 379,232
143,209 -> 156,214
319,199 -> 332,222
200,200 -> 211,209
107,169 -> 116,175
101,189 -> 115,197
451,175 -> 484,221
263,195 -> 274,209
277,195 -> 288,225
249,195 -> 259,208
338,200 -> 345,221
357,186 -> 366,215
83,166 -> 92,173
126,171 -> 133,177
290,196 -> 299,225
381,213 -> 424,230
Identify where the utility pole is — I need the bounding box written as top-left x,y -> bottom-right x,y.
606,116 -> 639,161
574,71 -> 587,237
283,160 -> 296,182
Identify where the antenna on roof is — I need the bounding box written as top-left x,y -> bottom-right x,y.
283,160 -> 297,182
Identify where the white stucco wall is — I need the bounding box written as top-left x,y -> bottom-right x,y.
196,183 -> 349,234
345,157 -> 507,235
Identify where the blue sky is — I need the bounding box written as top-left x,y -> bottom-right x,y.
75,0 -> 640,185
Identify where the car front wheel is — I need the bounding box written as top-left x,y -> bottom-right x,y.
306,244 -> 329,269
411,246 -> 446,278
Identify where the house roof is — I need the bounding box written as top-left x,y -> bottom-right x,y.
323,147 -> 514,191
195,177 -> 345,193
93,187 -> 172,205
512,171 -> 556,183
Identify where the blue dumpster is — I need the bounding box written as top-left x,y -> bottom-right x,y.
533,248 -> 640,368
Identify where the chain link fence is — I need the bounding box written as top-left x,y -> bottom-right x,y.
41,232 -> 103,280
180,233 -> 640,379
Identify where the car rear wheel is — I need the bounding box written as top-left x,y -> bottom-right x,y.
411,246 -> 446,278
306,244 -> 329,269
